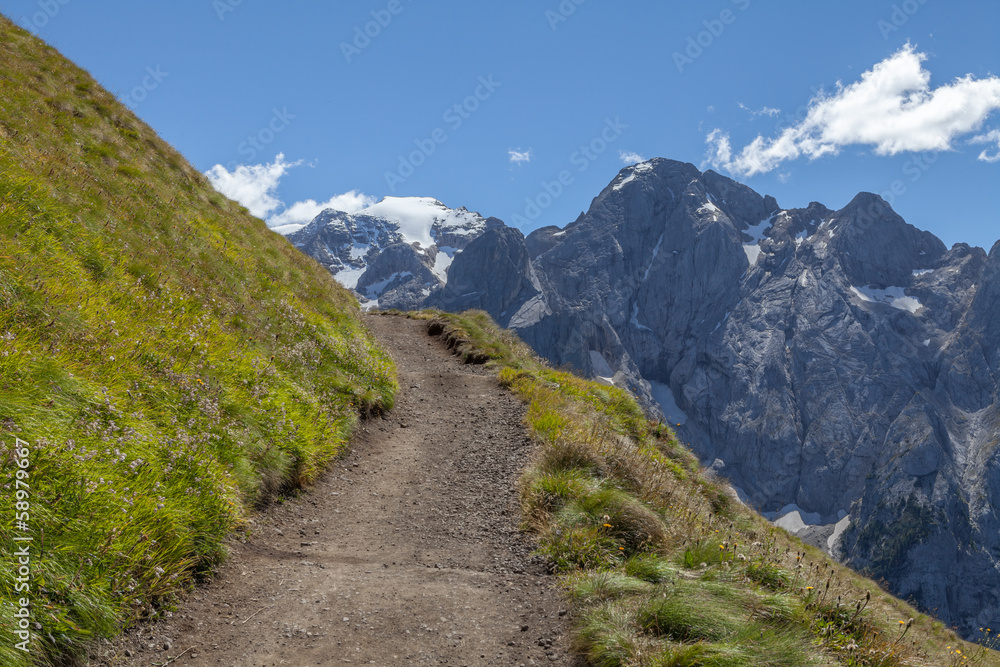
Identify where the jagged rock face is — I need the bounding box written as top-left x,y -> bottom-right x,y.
428,226 -> 543,328
355,243 -> 440,311
418,158 -> 999,639
287,210 -> 399,288
287,197 -> 487,309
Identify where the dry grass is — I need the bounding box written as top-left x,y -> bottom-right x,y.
423,309 -> 999,667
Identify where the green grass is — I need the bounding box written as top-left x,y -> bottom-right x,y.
418,309 -> 1000,667
0,16 -> 396,665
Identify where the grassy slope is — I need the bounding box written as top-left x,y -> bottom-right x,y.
419,310 -> 997,667
0,17 -> 395,665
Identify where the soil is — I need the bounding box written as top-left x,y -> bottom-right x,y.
94,314 -> 580,666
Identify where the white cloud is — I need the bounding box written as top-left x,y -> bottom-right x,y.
508,148 -> 532,165
619,150 -> 646,165
204,153 -> 299,219
706,44 -> 1000,177
971,129 -> 1000,163
267,191 -> 375,228
738,102 -> 781,119
204,154 -> 373,233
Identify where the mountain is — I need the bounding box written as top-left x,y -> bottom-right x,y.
424,158 -> 999,639
0,16 -> 395,664
287,197 -> 492,309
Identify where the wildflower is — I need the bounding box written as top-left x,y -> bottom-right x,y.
603,523 -> 612,528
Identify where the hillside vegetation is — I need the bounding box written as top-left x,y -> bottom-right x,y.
419,310 -> 998,667
0,16 -> 395,665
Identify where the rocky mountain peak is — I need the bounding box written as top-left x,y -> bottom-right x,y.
287,196 -> 488,309
826,192 -> 947,288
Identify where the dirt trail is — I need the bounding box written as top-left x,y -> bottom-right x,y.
103,314 -> 576,666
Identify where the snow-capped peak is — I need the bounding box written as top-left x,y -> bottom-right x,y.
287,196 -> 489,307
362,196 -> 485,248
613,159 -> 656,191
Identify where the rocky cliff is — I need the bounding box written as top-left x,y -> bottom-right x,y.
425,158 -> 1000,638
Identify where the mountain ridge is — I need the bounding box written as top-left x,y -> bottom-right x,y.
295,157 -> 999,638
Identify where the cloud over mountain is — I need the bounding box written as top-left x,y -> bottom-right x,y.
706,44 -> 1000,176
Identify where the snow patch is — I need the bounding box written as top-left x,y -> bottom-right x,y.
334,266 -> 366,290
361,271 -> 413,299
912,269 -> 934,277
613,160 -> 654,191
740,214 -> 774,267
613,172 -> 637,191
589,351 -> 615,379
697,200 -> 722,219
349,242 -> 369,260
643,234 -> 664,281
634,160 -> 654,174
630,303 -> 652,331
649,381 -> 688,425
850,285 -> 923,314
764,503 -> 822,528
432,250 -> 455,281
745,214 -> 775,245
828,515 -> 851,553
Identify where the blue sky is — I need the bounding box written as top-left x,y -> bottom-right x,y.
3,0 -> 998,249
